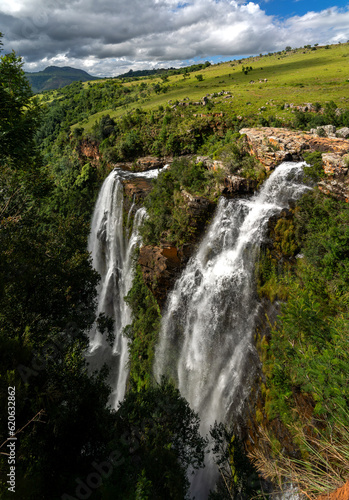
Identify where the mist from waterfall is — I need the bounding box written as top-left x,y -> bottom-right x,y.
154,162 -> 310,498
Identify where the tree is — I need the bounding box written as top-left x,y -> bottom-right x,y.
209,422 -> 263,499
103,379 -> 207,499
0,35 -> 115,499
0,36 -> 40,169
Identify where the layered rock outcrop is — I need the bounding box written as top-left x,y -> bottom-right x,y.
240,127 -> 349,201
113,156 -> 173,172
138,245 -> 191,308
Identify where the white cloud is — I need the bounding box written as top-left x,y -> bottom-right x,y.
0,0 -> 348,76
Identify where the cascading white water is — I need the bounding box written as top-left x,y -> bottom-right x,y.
87,167 -> 163,408
154,162 -> 310,498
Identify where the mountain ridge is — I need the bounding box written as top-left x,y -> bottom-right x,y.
25,65 -> 99,93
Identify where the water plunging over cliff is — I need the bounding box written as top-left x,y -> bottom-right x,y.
154,162 -> 310,498
87,168 -> 162,408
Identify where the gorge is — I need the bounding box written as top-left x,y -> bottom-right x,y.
2,42 -> 349,499
87,158 -> 311,497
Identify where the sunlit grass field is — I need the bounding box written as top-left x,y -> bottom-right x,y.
68,42 -> 349,132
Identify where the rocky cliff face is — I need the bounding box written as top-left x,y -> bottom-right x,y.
138,191 -> 216,308
122,177 -> 153,215
138,245 -> 191,308
78,138 -> 102,167
112,156 -> 173,172
240,127 -> 349,201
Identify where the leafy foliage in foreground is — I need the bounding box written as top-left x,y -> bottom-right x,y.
0,37 -> 116,499
209,422 -> 264,499
102,379 -> 207,500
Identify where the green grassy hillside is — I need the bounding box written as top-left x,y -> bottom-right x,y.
65,43 -> 349,132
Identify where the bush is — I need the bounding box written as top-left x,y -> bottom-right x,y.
140,158 -> 212,246
302,151 -> 324,182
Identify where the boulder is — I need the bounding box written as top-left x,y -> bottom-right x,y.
323,124 -> 336,136
180,190 -> 212,217
134,156 -> 169,171
113,156 -> 173,172
337,127 -> 349,139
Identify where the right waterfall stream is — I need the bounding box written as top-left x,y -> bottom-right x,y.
154,161 -> 310,498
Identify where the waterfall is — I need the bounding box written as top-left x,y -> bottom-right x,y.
154,162 -> 310,498
87,167 -> 163,408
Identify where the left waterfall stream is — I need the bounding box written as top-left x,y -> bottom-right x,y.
86,167 -> 163,409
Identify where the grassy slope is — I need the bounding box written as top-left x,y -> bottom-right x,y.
67,43 -> 349,132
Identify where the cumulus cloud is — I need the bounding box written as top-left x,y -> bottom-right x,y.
0,0 -> 348,76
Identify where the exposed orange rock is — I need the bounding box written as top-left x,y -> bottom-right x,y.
138,245 -> 184,308
78,138 -> 101,163
161,246 -> 181,262
239,127 -> 349,201
122,178 -> 152,204
316,480 -> 349,500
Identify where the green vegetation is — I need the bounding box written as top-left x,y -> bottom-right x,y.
0,36 -> 113,499
2,31 -> 349,499
103,379 -> 207,500
302,151 -> 325,182
292,100 -> 349,130
209,422 -> 264,499
0,34 -> 206,499
140,157 -> 217,247
63,41 -> 349,133
124,266 -> 161,391
255,189 -> 349,496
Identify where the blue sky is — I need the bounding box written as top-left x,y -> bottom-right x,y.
1,0 -> 348,76
262,0 -> 348,18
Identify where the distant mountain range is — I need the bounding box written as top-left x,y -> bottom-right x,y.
25,66 -> 99,93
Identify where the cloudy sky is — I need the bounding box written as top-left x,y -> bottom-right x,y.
1,0 -> 349,76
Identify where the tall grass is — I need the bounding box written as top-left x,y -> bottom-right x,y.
249,416 -> 349,499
